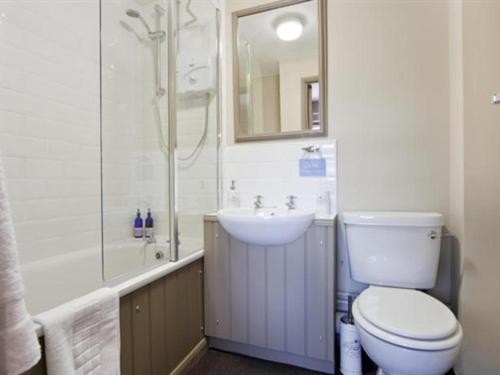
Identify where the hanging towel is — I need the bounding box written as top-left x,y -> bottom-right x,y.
0,153 -> 41,375
35,288 -> 120,375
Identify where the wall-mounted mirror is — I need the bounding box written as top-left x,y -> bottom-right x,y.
233,0 -> 327,142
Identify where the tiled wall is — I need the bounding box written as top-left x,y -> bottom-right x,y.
0,0 -> 219,267
222,140 -> 336,214
175,0 -> 219,247
0,0 -> 100,264
177,96 -> 219,244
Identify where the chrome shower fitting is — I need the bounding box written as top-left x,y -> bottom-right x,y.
125,8 -> 165,41
125,8 -> 166,97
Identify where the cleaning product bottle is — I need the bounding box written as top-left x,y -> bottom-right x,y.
133,209 -> 144,238
227,180 -> 240,208
340,295 -> 362,375
145,208 -> 154,239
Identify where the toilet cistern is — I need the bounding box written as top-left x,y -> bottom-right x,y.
344,211 -> 462,375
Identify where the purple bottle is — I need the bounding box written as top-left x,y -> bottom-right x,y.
145,209 -> 154,239
133,209 -> 144,238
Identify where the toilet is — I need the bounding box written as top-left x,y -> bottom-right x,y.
344,211 -> 463,375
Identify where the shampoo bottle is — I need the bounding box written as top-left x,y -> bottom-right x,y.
145,208 -> 154,239
133,209 -> 144,238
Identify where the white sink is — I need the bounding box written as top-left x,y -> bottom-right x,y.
216,208 -> 315,246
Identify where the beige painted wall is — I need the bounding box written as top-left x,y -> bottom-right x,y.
279,58 -> 318,132
329,0 -> 452,301
455,1 -> 500,373
227,0 -> 449,214
251,74 -> 281,133
447,0 -> 465,315
330,0 -> 450,216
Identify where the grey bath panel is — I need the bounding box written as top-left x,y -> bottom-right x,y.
23,259 -> 205,375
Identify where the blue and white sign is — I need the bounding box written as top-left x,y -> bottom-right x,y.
299,158 -> 327,177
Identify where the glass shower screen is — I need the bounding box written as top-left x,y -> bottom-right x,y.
174,0 -> 220,260
100,0 -> 219,281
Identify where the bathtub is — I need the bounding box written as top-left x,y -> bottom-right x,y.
20,238 -> 203,335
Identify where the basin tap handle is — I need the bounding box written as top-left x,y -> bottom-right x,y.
286,195 -> 297,209
254,195 -> 264,209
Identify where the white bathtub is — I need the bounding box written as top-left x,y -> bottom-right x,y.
20,238 -> 203,335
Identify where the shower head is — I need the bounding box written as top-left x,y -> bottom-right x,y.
154,4 -> 166,16
125,9 -> 153,34
125,9 -> 140,18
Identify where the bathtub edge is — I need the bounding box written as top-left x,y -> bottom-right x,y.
33,249 -> 204,337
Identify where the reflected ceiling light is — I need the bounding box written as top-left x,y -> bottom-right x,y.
275,17 -> 303,41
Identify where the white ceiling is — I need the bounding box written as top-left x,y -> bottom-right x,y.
238,0 -> 319,76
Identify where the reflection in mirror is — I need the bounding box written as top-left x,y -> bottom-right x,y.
234,0 -> 326,142
303,77 -> 320,130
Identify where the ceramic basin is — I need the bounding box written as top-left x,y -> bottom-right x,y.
216,208 -> 315,246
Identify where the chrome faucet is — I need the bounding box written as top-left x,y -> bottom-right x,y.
254,195 -> 264,209
144,236 -> 156,245
286,195 -> 297,210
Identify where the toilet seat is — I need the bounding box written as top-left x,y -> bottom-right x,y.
353,286 -> 463,351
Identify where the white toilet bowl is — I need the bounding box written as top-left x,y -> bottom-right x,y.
353,286 -> 463,375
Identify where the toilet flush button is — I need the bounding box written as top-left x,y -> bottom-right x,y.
428,231 -> 437,240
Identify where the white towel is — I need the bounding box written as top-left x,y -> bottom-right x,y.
0,153 -> 41,375
35,288 -> 120,375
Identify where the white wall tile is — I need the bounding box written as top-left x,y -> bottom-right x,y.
222,140 -> 337,214
0,0 -> 100,263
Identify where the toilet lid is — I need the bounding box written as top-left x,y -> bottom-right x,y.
357,287 -> 458,340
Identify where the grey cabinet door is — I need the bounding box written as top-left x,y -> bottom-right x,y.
204,221 -> 231,339
204,218 -> 335,364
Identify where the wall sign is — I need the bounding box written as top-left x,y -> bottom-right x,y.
299,158 -> 327,177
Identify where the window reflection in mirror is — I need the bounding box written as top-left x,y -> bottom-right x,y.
233,0 -> 327,142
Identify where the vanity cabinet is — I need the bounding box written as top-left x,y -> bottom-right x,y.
203,216 -> 335,373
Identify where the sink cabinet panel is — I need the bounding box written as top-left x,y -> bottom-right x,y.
204,216 -> 335,373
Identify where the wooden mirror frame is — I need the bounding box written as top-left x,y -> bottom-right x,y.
232,0 -> 328,143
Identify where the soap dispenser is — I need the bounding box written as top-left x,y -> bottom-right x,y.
227,180 -> 240,208
145,208 -> 154,239
316,191 -> 332,216
133,209 -> 144,238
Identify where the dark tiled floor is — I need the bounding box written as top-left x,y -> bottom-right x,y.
189,349 -> 456,375
188,349 -> 325,375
